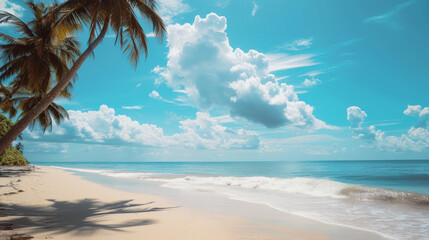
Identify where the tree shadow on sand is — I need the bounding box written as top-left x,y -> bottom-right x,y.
0,198 -> 177,236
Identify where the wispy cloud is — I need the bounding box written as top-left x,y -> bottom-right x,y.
149,90 -> 176,104
251,2 -> 258,16
146,32 -> 156,37
364,1 -> 413,29
299,71 -> 323,77
106,32 -> 156,39
266,53 -> 318,72
263,134 -> 342,145
282,38 -> 313,51
0,0 -> 24,17
157,0 -> 192,24
122,106 -> 143,110
275,76 -> 289,81
54,99 -> 78,106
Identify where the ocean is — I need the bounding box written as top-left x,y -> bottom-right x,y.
35,160 -> 429,240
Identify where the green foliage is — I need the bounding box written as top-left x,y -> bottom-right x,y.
0,2 -> 76,132
0,114 -> 27,165
15,142 -> 23,153
0,146 -> 28,166
0,114 -> 12,137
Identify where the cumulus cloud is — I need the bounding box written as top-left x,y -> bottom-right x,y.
302,78 -> 321,87
149,90 -> 161,99
404,105 -> 429,128
157,0 -> 192,24
347,106 -> 367,129
155,13 -> 329,129
25,105 -> 260,150
283,38 -> 313,51
347,105 -> 429,152
0,0 -> 23,17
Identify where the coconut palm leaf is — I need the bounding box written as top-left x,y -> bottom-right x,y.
0,2 -> 80,95
59,0 -> 165,66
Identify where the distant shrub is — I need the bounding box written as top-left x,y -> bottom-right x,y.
15,142 -> 24,153
1,146 -> 29,166
0,114 -> 28,165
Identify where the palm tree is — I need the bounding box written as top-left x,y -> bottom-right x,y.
17,92 -> 69,132
0,1 -> 79,148
0,84 -> 19,118
0,0 -> 166,153
0,84 -> 70,132
0,2 -> 80,96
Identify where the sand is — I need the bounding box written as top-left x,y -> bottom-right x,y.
0,166 -> 330,240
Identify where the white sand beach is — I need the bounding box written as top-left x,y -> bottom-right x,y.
0,166 -> 333,240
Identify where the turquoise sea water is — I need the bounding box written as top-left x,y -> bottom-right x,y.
35,160 -> 429,240
36,160 -> 429,194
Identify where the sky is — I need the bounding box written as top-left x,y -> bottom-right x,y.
1,0 -> 428,162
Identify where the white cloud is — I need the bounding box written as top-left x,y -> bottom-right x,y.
149,90 -> 161,99
0,0 -> 23,17
266,53 -> 318,72
283,38 -> 313,51
122,106 -> 142,110
364,1 -> 412,29
149,90 -> 176,104
156,13 -> 328,129
403,105 -> 422,116
347,106 -> 367,129
136,83 -> 142,88
251,2 -> 258,16
146,32 -> 155,37
25,105 -> 260,150
264,134 -> 341,145
404,105 -> 429,128
302,78 -> 321,87
157,0 -> 192,24
300,70 -> 323,77
347,105 -> 429,152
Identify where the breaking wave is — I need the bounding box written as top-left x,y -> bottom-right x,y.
54,166 -> 429,206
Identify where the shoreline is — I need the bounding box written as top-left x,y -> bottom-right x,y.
0,166 -> 335,240
65,166 -> 392,240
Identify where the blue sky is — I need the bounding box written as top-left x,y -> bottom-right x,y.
2,0 -> 428,162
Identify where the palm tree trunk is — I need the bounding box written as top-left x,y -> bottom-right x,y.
0,21 -> 109,154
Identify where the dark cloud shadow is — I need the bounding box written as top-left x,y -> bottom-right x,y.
0,198 -> 177,237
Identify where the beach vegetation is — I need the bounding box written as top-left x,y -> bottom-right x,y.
0,114 -> 27,165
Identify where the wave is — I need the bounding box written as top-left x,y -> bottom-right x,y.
159,176 -> 429,206
156,176 -> 349,198
51,166 -> 181,179
341,186 -> 429,206
53,166 -> 429,206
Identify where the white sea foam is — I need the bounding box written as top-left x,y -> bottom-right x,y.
51,166 -> 179,179
156,176 -> 349,198
53,166 -> 429,205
